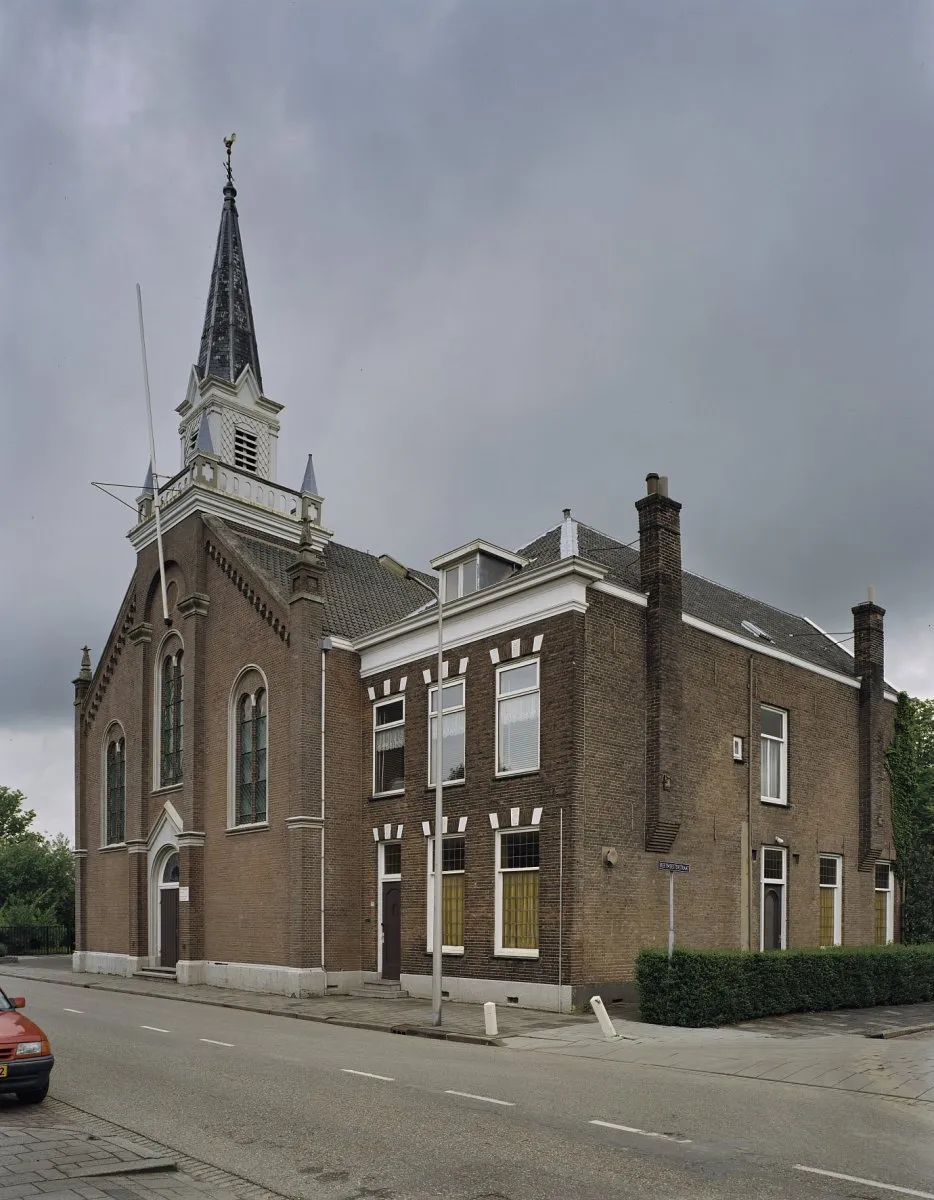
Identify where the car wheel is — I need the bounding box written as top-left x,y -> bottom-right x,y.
16,1083 -> 48,1104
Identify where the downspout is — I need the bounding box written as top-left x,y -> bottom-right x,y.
747,655 -> 754,951
558,807 -> 564,1012
320,643 -> 329,970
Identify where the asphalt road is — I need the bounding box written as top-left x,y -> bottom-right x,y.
2,975 -> 933,1200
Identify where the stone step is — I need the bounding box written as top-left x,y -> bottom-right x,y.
134,968 -> 177,981
354,980 -> 408,999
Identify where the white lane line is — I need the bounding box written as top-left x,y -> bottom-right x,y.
63,1008 -> 84,1014
200,1038 -> 235,1048
140,1025 -> 170,1033
341,1069 -> 394,1082
590,1120 -> 692,1145
794,1165 -> 934,1199
445,1090 -> 515,1107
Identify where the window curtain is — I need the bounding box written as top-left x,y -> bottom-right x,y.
498,693 -> 539,772
502,870 -> 539,949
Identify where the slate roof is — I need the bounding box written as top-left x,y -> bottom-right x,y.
519,522 -> 860,679
219,522 -> 435,640
220,514 -> 861,679
197,180 -> 263,391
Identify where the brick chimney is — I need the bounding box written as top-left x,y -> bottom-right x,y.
635,474 -> 684,852
853,588 -> 887,868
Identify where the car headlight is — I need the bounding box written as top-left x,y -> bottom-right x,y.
16,1041 -> 42,1056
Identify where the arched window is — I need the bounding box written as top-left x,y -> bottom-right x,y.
160,645 -> 184,786
236,686 -> 268,824
105,732 -> 126,844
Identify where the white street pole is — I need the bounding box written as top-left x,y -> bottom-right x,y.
431,586 -> 444,1026
668,870 -> 675,961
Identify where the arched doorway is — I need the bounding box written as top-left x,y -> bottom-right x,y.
158,852 -> 180,969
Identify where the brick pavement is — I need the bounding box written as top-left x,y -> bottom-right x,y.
0,1099 -> 280,1200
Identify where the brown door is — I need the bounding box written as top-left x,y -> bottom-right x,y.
381,882 -> 401,981
160,888 -> 179,969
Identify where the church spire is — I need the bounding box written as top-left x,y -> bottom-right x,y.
196,134 -> 263,392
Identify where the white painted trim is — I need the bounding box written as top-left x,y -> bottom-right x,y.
400,972 -> 572,1013
377,840 -> 402,978
431,538 -> 529,571
428,678 -> 466,788
683,614 -> 860,688
329,636 -> 354,652
495,658 -> 541,777
357,559 -> 604,676
146,803 -> 183,964
760,845 -> 788,951
559,515 -> 579,560
875,861 -> 895,944
818,853 -> 843,947
100,720 -> 127,848
591,579 -> 648,608
152,629 -> 185,792
494,826 -> 541,960
372,694 -> 406,798
760,704 -> 788,805
884,691 -> 899,703
227,664 -> 270,830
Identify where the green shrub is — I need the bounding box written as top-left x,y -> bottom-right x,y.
635,944 -> 934,1027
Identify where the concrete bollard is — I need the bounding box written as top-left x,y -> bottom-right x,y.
590,995 -> 621,1041
484,1001 -> 498,1037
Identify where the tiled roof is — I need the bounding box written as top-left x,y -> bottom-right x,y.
519,523 -> 860,679
219,522 -> 434,640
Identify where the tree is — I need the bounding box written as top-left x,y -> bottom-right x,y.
886,693 -> 934,944
0,787 -> 37,842
0,788 -> 74,931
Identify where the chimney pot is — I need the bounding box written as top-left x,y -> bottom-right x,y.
646,473 -> 659,496
868,585 -> 876,605
563,508 -> 571,520
658,475 -> 669,498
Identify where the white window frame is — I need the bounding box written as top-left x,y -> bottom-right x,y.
227,665 -> 271,831
494,826 -> 540,959
759,845 -> 787,951
818,854 -> 843,947
875,861 -> 895,945
377,840 -> 402,977
495,658 -> 541,778
373,696 -> 406,798
442,557 -> 479,602
153,630 -> 185,792
427,680 -> 466,788
426,835 -> 466,955
760,705 -> 788,806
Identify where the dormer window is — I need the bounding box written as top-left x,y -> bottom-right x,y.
434,542 -> 526,603
234,428 -> 258,473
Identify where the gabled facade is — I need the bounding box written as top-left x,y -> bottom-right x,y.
73,164 -> 897,1011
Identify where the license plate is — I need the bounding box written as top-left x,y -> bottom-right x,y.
0,1065 -> 7,1077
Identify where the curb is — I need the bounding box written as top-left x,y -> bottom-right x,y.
866,1021 -> 934,1040
0,968 -> 502,1046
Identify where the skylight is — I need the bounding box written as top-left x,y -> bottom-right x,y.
742,619 -> 774,644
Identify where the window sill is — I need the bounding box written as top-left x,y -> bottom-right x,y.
371,790 -> 405,801
152,784 -> 183,796
98,842 -> 127,853
425,947 -> 465,956
760,797 -> 789,807
225,822 -> 270,836
494,768 -> 540,781
424,780 -> 466,793
493,949 -> 540,960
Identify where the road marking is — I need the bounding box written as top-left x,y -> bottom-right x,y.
794,1166 -> 934,1199
63,1008 -> 84,1014
341,1069 -> 394,1082
445,1090 -> 514,1107
590,1120 -> 692,1145
140,1025 -> 170,1033
200,1038 -> 235,1048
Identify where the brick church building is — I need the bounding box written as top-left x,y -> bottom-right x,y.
73,164 -> 898,1011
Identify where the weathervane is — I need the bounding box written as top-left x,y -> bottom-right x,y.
224,132 -> 237,184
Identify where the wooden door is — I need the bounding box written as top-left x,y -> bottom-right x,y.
381,882 -> 401,981
160,888 -> 180,969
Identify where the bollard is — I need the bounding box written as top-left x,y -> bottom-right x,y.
484,1001 -> 498,1037
590,995 -> 620,1041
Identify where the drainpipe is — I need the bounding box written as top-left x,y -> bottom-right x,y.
747,655 -> 754,951
320,641 -> 330,971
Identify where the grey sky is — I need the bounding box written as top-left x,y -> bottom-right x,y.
2,0 -> 933,838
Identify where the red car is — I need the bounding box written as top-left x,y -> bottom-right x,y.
0,986 -> 54,1103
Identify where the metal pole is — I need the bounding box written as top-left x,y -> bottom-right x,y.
667,870 -> 675,961
136,284 -> 170,626
432,588 -> 444,1026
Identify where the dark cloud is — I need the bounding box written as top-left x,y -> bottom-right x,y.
2,0 -> 933,826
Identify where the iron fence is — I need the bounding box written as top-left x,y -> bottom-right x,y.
0,925 -> 75,956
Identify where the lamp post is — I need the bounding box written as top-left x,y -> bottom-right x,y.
401,568 -> 444,1027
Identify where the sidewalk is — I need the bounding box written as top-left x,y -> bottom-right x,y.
0,1096 -> 281,1200
0,959 -> 586,1044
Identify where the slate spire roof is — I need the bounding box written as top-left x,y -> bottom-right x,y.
196,172 -> 263,392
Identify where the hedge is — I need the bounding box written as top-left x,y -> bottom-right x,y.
635,944 -> 934,1027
